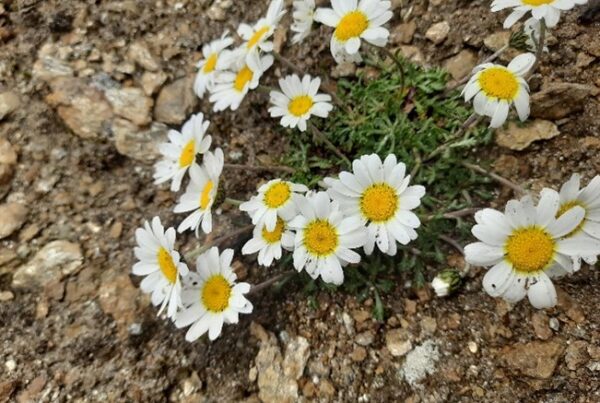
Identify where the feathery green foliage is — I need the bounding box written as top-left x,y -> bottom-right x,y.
282,57 -> 495,320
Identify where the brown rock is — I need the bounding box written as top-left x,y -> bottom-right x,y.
484,31 -> 510,52
501,340 -> 564,379
0,203 -> 28,239
154,76 -> 197,125
443,50 -> 477,80
398,46 -> 425,65
351,346 -> 367,362
0,290 -> 14,301
355,330 -> 375,346
565,341 -> 589,370
556,287 -> 585,323
0,380 -> 16,402
112,118 -> 167,162
385,328 -> 413,357
98,271 -> 141,338
46,78 -> 113,139
0,137 -> 17,165
495,120 -> 560,151
251,322 -> 308,403
531,312 -> 552,340
104,87 -> 153,126
127,41 -> 160,72
140,71 -> 167,96
0,92 -> 20,121
391,21 -> 417,45
531,82 -> 600,120
425,21 -> 450,45
12,241 -> 83,289
33,43 -> 74,81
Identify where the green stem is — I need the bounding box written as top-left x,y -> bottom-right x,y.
308,122 -> 352,167
184,224 -> 254,262
424,113 -> 481,162
223,163 -> 296,174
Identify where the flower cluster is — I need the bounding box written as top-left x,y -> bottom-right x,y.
241,154 -> 425,284
131,0 -> 597,347
465,175 -> 600,308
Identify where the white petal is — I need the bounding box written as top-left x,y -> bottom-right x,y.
527,273 -> 557,309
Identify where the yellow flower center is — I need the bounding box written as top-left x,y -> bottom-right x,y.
556,200 -> 586,236
200,180 -> 214,210
522,0 -> 554,6
262,218 -> 285,244
334,11 -> 369,42
288,95 -> 314,117
203,53 -> 218,73
360,183 -> 399,223
234,66 -> 254,92
179,140 -> 196,167
201,275 -> 232,313
505,227 -> 555,273
304,219 -> 339,257
264,182 -> 291,208
157,247 -> 178,284
247,26 -> 271,49
478,67 -> 519,101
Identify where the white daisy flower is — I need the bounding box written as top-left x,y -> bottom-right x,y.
153,113 -> 212,192
173,148 -> 224,235
194,33 -> 234,98
132,216 -> 189,319
465,191 -> 600,309
242,217 -> 295,267
238,0 -> 286,56
462,53 -> 535,128
291,0 -> 316,44
491,0 -> 588,28
268,74 -> 333,132
240,179 -> 308,232
209,50 -> 274,112
324,154 -> 426,256
288,191 -> 368,285
175,247 -> 252,342
315,0 -> 393,64
557,173 -> 600,267
524,17 -> 548,53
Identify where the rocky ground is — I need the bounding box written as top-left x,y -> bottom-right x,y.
0,0 -> 599,402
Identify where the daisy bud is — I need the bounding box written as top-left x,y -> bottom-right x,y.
431,269 -> 462,298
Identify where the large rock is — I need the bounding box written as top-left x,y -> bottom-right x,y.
112,118 -> 166,162
154,76 -> 197,125
250,322 -> 309,403
0,91 -> 20,121
425,22 -> 450,45
531,82 -> 599,120
443,50 -> 478,80
495,120 -> 560,151
104,87 -> 153,126
98,270 -> 143,339
0,203 -> 28,239
501,340 -> 564,379
12,241 -> 83,289
46,78 -> 113,139
391,21 -> 417,45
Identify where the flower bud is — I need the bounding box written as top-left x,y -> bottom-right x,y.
431,269 -> 461,297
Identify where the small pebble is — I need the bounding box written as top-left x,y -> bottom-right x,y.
468,341 -> 478,354
549,317 -> 560,331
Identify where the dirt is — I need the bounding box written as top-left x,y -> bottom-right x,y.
0,0 -> 599,402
